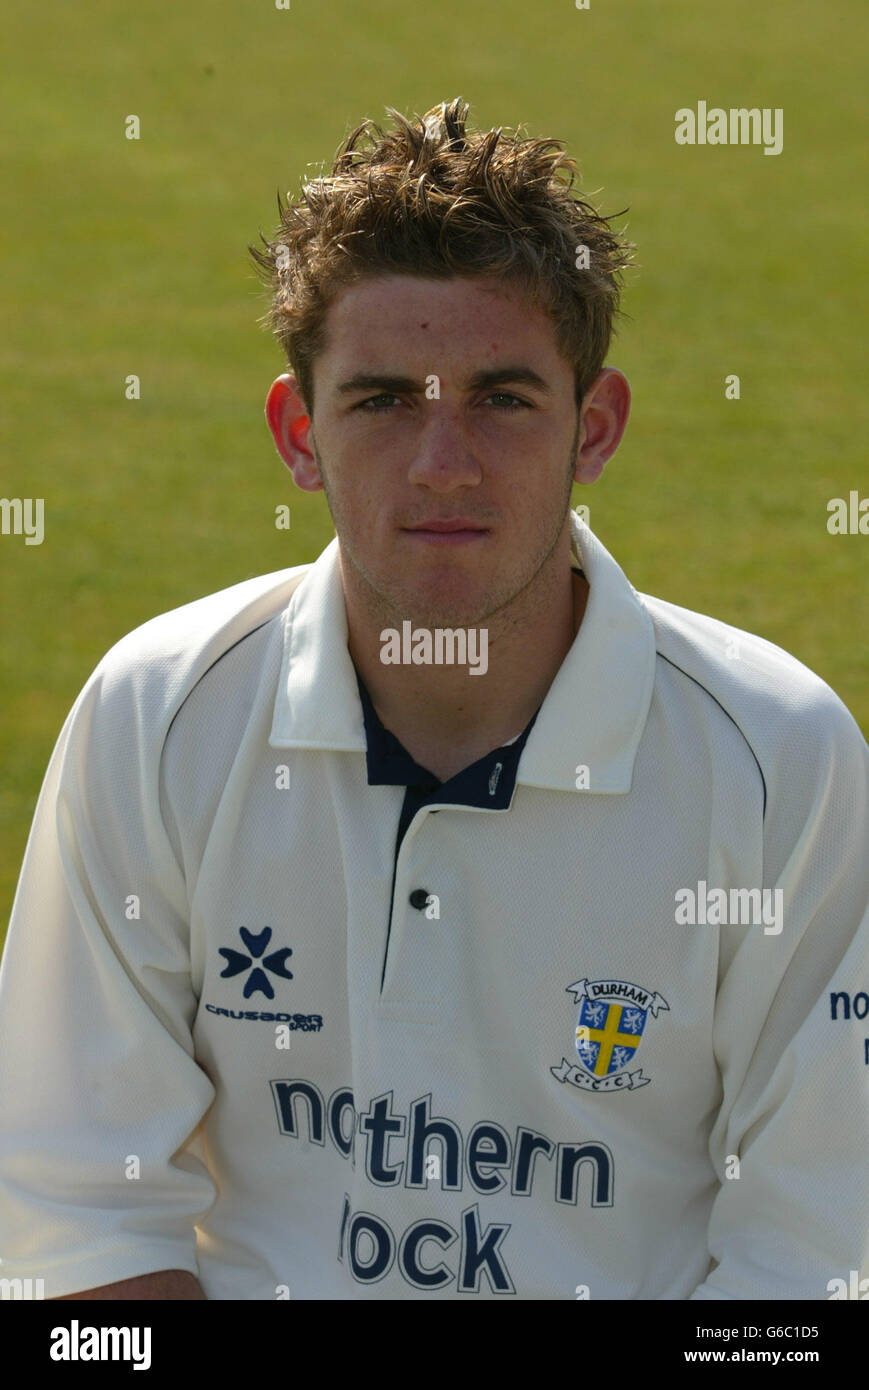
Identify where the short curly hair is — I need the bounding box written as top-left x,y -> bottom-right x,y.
249,98 -> 634,416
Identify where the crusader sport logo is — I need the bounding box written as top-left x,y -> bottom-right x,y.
551,978 -> 669,1093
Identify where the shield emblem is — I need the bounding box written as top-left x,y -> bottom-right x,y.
574,996 -> 648,1079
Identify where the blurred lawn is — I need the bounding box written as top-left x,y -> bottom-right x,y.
2,0 -> 867,949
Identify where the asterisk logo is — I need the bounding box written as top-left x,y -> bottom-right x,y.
218,927 -> 293,1001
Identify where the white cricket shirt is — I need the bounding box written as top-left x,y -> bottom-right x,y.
1,510 -> 868,1300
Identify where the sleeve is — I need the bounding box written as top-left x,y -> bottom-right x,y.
0,650 -> 217,1298
690,693 -> 869,1300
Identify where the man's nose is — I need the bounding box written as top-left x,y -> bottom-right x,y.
406,409 -> 482,489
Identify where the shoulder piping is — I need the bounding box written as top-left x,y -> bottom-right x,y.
164,615 -> 279,747
656,650 -> 767,819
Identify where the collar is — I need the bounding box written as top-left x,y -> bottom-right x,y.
353,655 -> 540,801
268,509 -> 657,793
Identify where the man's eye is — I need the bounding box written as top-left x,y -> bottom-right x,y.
487,392 -> 530,410
357,394 -> 402,411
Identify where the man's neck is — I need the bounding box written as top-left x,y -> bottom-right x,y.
343,546 -> 588,783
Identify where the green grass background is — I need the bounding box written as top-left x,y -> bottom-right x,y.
2,0 -> 867,950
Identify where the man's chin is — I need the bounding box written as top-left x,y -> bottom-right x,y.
379,578 -> 489,631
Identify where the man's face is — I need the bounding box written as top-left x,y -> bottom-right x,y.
294,274 -> 588,629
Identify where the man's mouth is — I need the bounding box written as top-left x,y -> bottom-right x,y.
402,520 -> 490,545
406,519 -> 488,532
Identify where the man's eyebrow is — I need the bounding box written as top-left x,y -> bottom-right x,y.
467,366 -> 553,395
336,373 -> 419,396
335,366 -> 553,396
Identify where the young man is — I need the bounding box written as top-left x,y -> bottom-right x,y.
1,100 -> 867,1302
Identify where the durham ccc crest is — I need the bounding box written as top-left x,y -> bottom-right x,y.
551,978 -> 669,1093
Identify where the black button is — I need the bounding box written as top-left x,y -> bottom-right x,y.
409,889 -> 430,910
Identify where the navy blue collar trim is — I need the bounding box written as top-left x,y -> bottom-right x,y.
352,565 -> 582,809
353,665 -> 538,810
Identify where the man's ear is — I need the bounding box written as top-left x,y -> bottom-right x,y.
264,373 -> 324,492
573,367 -> 631,485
